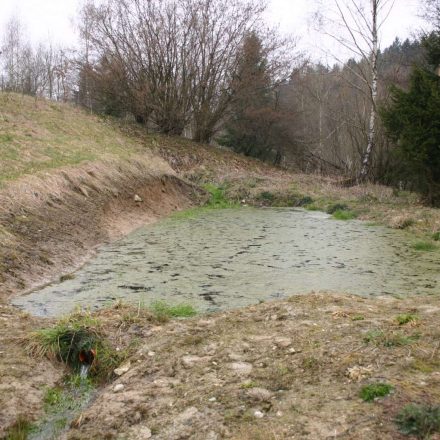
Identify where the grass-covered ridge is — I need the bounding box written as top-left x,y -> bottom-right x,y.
0,93 -> 145,183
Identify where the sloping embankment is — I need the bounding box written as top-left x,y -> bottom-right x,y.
0,154 -> 204,300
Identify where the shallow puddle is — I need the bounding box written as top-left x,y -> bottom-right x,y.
13,208 -> 440,317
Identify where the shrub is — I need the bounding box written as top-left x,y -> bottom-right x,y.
395,404 -> 440,439
359,383 -> 393,402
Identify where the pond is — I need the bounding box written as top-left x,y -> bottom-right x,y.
12,208 -> 440,317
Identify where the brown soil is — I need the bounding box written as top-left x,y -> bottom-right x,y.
63,293 -> 440,440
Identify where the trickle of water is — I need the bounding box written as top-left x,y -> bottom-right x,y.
80,364 -> 90,379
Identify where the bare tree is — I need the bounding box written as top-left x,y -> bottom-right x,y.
78,0 -> 272,140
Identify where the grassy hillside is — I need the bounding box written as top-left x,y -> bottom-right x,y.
0,93 -> 145,183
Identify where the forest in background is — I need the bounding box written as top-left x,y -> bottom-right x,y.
1,0 -> 440,204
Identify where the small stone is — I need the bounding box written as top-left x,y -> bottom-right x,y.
114,361 -> 131,376
128,426 -> 152,439
276,411 -> 284,417
182,355 -> 203,368
134,194 -> 143,202
254,410 -> 265,418
176,406 -> 200,425
208,397 -> 217,402
147,351 -> 155,357
113,384 -> 124,393
229,362 -> 253,376
274,337 -> 292,348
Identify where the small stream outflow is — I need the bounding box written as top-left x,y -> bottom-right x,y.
80,364 -> 90,379
12,208 -> 440,317
78,349 -> 95,378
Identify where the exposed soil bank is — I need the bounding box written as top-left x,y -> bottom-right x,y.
0,154 -> 204,299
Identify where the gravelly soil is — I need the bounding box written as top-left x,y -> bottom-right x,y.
61,292 -> 440,440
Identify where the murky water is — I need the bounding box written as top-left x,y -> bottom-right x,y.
13,208 -> 440,317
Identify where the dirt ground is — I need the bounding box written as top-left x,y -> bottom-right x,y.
62,292 -> 440,440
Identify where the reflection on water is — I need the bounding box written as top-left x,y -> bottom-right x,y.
12,208 -> 440,317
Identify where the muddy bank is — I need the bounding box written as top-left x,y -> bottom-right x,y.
0,153 -> 204,299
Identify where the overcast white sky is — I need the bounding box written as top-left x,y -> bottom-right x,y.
0,0 -> 427,61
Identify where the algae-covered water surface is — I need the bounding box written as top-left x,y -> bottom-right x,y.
13,208 -> 440,317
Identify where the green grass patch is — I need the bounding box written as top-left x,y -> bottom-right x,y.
395,404 -> 440,439
396,313 -> 419,325
359,383 -> 393,402
412,241 -> 437,252
150,301 -> 197,322
170,184 -> 239,219
332,209 -> 358,220
204,183 -> 238,208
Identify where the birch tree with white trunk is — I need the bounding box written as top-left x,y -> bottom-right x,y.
315,0 -> 395,182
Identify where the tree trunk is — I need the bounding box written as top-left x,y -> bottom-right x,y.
359,0 -> 378,182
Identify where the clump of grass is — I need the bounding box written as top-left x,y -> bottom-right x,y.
332,209 -> 358,220
363,329 -> 418,347
359,383 -> 393,402
432,232 -> 440,241
396,313 -> 418,326
352,315 -> 365,321
400,218 -> 416,229
150,301 -> 197,322
4,416 -> 34,440
292,195 -> 313,207
412,241 -> 437,252
59,273 -> 75,282
326,203 -> 349,214
240,381 -> 258,389
257,191 -> 275,202
26,312 -> 125,382
395,404 -> 440,439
